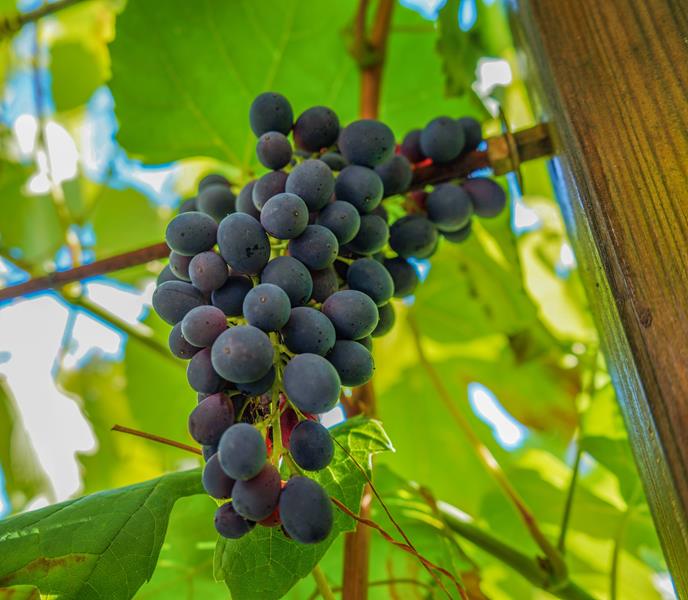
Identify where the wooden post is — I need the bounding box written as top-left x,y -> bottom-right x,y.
508,0 -> 688,594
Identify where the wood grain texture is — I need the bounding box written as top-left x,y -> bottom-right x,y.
508,0 -> 688,593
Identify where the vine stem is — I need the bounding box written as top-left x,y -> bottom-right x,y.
111,424 -> 202,456
437,501 -> 596,600
407,313 -> 569,584
557,442 -> 582,554
0,0 -> 88,38
311,565 -> 336,600
0,123 -> 550,302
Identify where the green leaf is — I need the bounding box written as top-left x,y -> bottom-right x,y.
51,40 -> 108,112
109,0 -> 358,167
436,0 -> 483,100
0,470 -> 203,600
134,495 -> 224,599
214,416 -> 393,600
90,186 -> 170,257
0,586 -> 40,600
108,0 -> 484,169
0,161 -> 62,266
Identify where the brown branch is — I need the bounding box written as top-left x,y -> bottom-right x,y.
0,124 -> 551,303
358,0 -> 394,119
0,242 -> 168,301
0,0 -> 89,39
111,424 -> 202,456
333,497 -> 466,600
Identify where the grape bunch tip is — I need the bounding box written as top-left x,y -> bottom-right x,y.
153,91 -> 507,545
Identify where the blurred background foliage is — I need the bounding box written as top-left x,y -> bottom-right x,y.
0,0 -> 674,598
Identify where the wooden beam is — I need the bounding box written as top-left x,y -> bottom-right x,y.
508,0 -> 688,593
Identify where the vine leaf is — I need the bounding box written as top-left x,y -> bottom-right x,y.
0,586 -> 40,600
0,469 -> 203,600
214,416 -> 393,600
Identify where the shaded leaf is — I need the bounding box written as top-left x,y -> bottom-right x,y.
215,416 -> 393,600
0,469 -> 202,599
0,586 -> 40,600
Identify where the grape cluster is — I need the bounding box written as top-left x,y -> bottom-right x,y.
153,92 -> 506,545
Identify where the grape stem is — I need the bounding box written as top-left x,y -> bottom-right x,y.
111,424 -> 202,456
311,565 -> 336,600
407,312 -> 569,585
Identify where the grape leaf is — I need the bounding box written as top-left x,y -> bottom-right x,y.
108,0 -> 482,168
214,416 -> 393,600
0,469 -> 203,600
0,586 -> 40,600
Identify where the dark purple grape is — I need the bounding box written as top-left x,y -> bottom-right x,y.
211,275 -> 253,316
346,258 -> 394,306
389,215 -> 438,259
236,180 -> 261,219
293,106 -> 340,152
279,476 -> 333,544
260,192 -> 309,239
217,213 -> 270,275
375,155 -> 413,196
168,251 -> 192,281
202,453 -> 235,499
156,264 -> 180,286
249,92 -> 293,137
165,211 -> 218,256
252,170 -> 288,210
357,336 -> 373,351
168,321 -> 201,359
283,354 -> 341,414
187,347 -> 224,394
218,423 -> 267,480
316,201 -> 361,245
426,183 -> 473,232
256,131 -> 293,170
321,290 -> 378,340
420,116 -> 465,163
237,366 -> 275,396
181,305 -> 228,347
260,256 -> 313,307
188,251 -> 228,293
188,392 -> 235,445
289,420 -> 334,471
288,225 -> 339,270
383,257 -> 419,297
285,159 -> 334,211
309,267 -> 339,302
338,120 -> 395,167
232,463 -> 282,521
197,184 -> 236,222
281,307 -> 336,356
347,214 -> 389,255
319,151 -> 348,171
371,302 -> 395,337
327,340 -> 374,387
178,197 -> 197,213
214,502 -> 255,539
442,221 -> 472,243
152,280 -> 206,325
457,117 -> 482,151
243,283 -> 291,332
400,129 -> 425,163
198,173 -> 230,191
211,325 -> 274,383
335,165 -> 383,213
462,178 -> 507,218
202,444 -> 217,461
